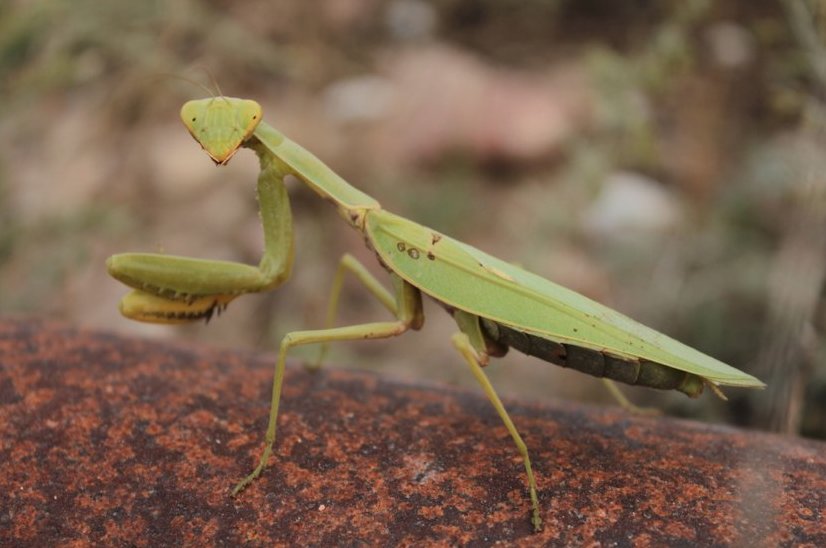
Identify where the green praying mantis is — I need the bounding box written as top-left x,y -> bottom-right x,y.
107,96 -> 765,532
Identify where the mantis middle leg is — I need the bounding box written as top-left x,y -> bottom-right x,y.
310,253 -> 402,369
232,273 -> 424,494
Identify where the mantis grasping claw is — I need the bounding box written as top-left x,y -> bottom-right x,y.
107,96 -> 764,532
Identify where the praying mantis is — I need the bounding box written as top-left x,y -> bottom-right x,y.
106,96 -> 765,532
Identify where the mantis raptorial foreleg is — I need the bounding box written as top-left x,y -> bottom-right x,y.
107,151 -> 294,321
232,275 -> 424,495
311,253 -> 399,369
451,311 -> 542,532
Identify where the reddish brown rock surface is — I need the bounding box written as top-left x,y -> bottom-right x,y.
1,317 -> 824,545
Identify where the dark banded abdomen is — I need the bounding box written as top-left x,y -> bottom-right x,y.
480,318 -> 704,397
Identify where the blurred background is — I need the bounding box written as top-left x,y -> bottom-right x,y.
1,0 -> 824,438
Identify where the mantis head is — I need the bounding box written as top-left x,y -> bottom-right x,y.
180,97 -> 262,164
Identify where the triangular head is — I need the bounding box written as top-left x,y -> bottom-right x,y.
180,97 -> 262,164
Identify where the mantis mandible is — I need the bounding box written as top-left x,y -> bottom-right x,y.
107,96 -> 765,532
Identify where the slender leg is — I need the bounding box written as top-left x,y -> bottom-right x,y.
310,253 -> 397,369
601,379 -> 659,416
232,277 -> 423,495
451,331 -> 542,532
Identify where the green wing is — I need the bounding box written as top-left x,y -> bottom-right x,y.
365,209 -> 763,388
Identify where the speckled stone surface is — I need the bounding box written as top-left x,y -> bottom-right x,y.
1,317 -> 824,546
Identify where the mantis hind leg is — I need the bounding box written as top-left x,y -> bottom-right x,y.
232,277 -> 423,495
601,379 -> 659,416
451,311 -> 542,532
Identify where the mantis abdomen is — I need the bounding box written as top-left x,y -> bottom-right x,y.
480,319 -> 705,397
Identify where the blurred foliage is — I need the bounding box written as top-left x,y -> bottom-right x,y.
0,0 -> 824,438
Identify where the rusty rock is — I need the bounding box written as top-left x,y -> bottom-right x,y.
0,317 -> 824,545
